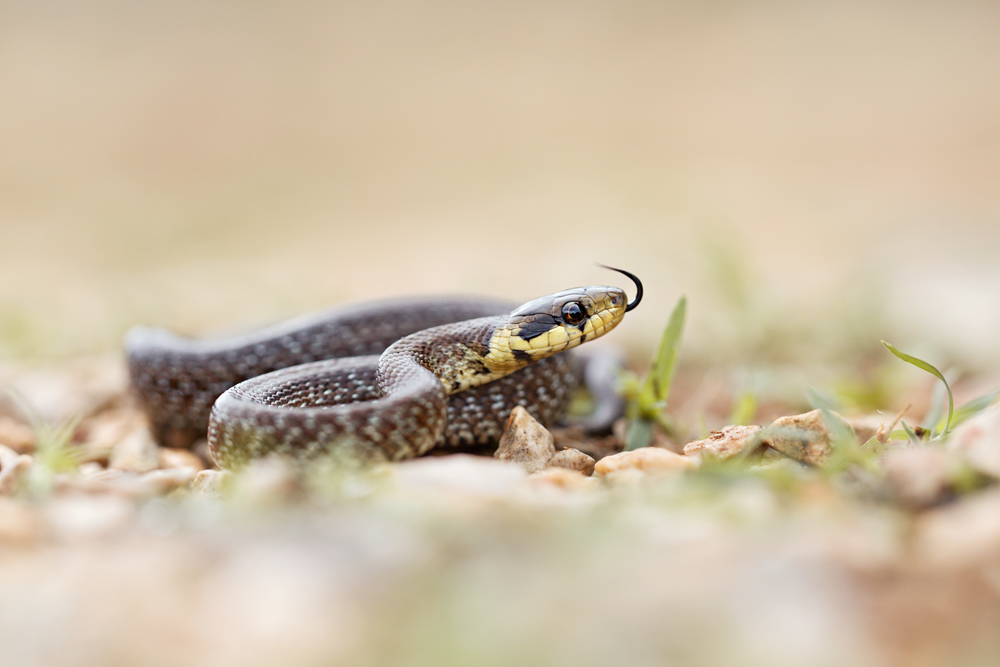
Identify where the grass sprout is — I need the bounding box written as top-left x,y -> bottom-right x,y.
882,341 -> 954,439
622,296 -> 686,450
7,388 -> 82,474
940,390 -> 1000,432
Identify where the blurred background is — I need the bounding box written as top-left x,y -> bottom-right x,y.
1,0 -> 998,372
2,3 -> 1000,667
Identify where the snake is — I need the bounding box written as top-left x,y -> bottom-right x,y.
125,268 -> 641,470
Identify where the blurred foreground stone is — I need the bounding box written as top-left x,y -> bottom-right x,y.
394,454 -> 526,500
948,407 -> 1000,479
883,446 -> 951,509
594,447 -> 699,478
529,467 -> 598,491
1,358 -> 1000,667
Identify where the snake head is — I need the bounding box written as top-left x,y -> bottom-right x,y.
483,283 -> 635,374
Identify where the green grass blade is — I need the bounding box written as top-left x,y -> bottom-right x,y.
922,381 -> 946,434
941,389 -> 1000,432
882,341 -> 954,437
624,418 -> 654,451
642,296 -> 687,404
805,386 -> 837,412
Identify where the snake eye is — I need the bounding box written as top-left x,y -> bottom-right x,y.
561,302 -> 587,326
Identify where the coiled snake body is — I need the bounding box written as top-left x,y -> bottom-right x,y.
126,272 -> 640,470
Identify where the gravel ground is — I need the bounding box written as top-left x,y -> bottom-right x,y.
1,358 -> 999,667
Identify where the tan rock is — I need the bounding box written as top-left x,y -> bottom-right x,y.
52,466 -> 196,500
76,408 -> 146,464
193,469 -> 233,495
0,445 -> 34,496
594,447 -> 699,478
762,409 -> 853,466
947,407 -> 1000,478
79,408 -> 143,447
529,467 -> 598,490
109,428 -> 161,473
494,406 -> 555,473
0,416 -> 35,454
683,425 -> 763,460
547,448 -> 596,476
53,469 -> 131,497
883,446 -> 951,509
137,467 -> 199,496
551,426 -> 622,461
160,447 -> 207,471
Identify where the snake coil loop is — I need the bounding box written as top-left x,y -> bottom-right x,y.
127,272 -> 642,469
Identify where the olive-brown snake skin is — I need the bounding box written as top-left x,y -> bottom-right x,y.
126,271 -> 641,470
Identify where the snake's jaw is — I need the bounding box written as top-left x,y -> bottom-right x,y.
483,285 -> 630,375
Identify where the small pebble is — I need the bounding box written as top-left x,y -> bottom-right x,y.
160,447 -> 207,471
137,467 -> 199,496
0,416 -> 36,454
763,409 -> 852,466
530,467 -> 598,490
683,425 -> 763,460
547,448 -> 596,476
109,428 -> 161,473
494,406 -> 555,473
594,447 -> 699,478
76,408 -> 146,464
193,469 -> 233,496
883,446 -> 951,509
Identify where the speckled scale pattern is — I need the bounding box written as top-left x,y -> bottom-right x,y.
207,313 -> 580,469
126,297 -> 582,468
126,297 -> 518,447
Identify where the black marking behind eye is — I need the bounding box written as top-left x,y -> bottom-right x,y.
518,315 -> 556,341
